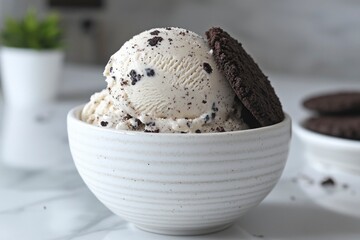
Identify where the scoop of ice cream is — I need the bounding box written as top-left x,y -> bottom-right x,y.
82,27 -> 247,133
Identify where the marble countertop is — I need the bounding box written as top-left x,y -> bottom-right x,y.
1,65 -> 360,240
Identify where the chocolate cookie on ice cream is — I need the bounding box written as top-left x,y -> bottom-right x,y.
206,27 -> 284,127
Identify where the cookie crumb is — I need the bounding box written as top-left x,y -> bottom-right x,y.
204,115 -> 210,123
144,129 -> 160,133
321,177 -> 336,187
216,127 -> 225,132
129,69 -> 142,85
148,36 -> 163,47
150,30 -> 160,35
100,121 -> 108,127
145,68 -> 155,77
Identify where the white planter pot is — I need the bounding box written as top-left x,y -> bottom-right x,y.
0,47 -> 64,107
1,105 -> 73,170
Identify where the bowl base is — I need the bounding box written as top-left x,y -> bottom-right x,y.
133,222 -> 233,236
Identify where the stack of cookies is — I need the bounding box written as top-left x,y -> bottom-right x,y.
303,92 -> 360,140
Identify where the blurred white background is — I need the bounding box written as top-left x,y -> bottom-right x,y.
1,0 -> 360,81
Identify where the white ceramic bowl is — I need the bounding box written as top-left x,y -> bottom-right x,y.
294,122 -> 360,174
67,105 -> 291,235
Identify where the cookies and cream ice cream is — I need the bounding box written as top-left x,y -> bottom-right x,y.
81,27 -> 248,133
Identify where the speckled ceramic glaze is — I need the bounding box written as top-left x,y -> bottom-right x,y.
67,105 -> 291,235
294,122 -> 360,174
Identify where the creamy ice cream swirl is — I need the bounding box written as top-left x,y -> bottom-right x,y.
82,27 -> 248,133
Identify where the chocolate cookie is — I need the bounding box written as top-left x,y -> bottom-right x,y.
206,27 -> 284,127
303,91 -> 360,115
304,116 -> 360,140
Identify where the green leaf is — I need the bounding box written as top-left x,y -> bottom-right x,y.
0,8 -> 63,49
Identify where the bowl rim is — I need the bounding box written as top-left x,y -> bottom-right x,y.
67,104 -> 291,137
293,120 -> 360,148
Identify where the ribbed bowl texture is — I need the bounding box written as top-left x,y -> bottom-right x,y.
67,106 -> 291,235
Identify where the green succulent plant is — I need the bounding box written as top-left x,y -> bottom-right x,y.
0,9 -> 63,49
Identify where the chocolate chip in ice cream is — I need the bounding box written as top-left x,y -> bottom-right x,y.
211,103 -> 218,112
144,129 -> 160,133
146,122 -> 156,127
100,121 -> 108,127
145,68 -> 155,77
129,70 -> 142,85
203,62 -> 212,74
148,36 -> 163,47
204,115 -> 210,123
150,30 -> 160,35
216,126 -> 225,132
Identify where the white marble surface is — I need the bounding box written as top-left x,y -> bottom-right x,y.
1,65 -> 360,239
